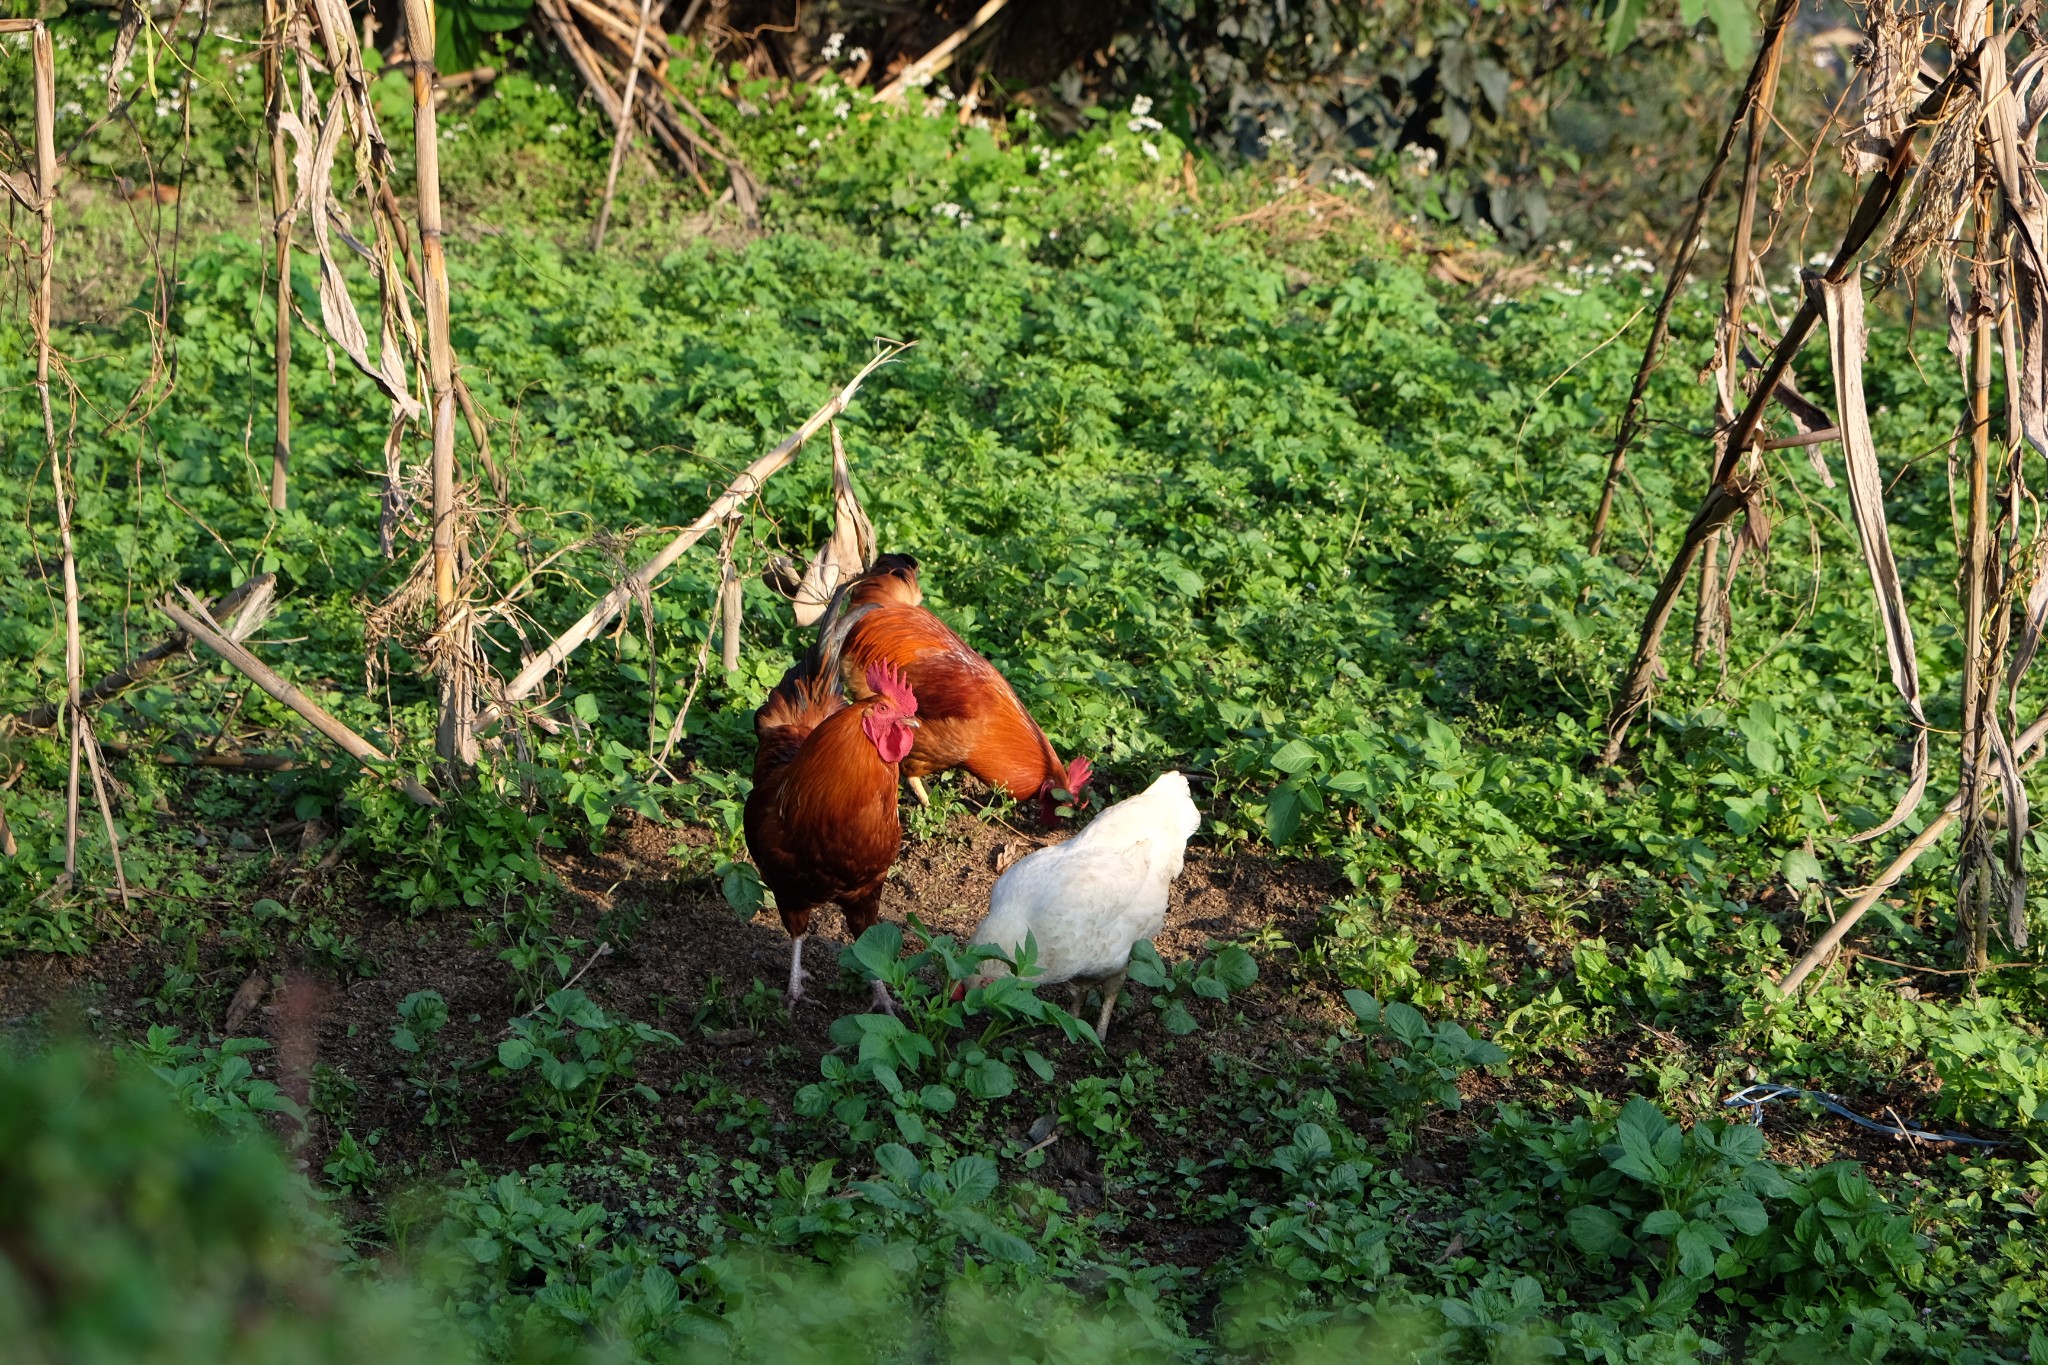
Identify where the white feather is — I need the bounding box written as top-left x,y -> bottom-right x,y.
968,771 -> 1201,988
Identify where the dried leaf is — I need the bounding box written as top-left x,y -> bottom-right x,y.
790,422 -> 877,626
283,94 -> 422,420
1843,0 -> 1923,176
1821,277 -> 1932,841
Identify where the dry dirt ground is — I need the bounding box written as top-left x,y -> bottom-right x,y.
0,792 -> 1957,1260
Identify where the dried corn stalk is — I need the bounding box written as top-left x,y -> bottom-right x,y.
1596,4 -> 2048,981
537,0 -> 760,221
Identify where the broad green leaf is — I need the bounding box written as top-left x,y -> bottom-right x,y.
1271,740 -> 1320,775
1211,946 -> 1258,992
1567,1204 -> 1624,1255
1703,0 -> 1755,69
948,1154 -> 1000,1204
1603,0 -> 1649,55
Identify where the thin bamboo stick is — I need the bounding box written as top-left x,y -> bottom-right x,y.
1960,202 -> 1997,971
874,0 -> 1013,102
13,574 -> 274,730
77,715 -> 133,917
477,342 -> 913,732
1778,714 -> 2048,995
1692,25 -> 1790,668
264,0 -> 296,512
400,0 -> 472,769
591,0 -> 657,251
1587,0 -> 1799,557
158,597 -> 440,807
22,22 -> 80,881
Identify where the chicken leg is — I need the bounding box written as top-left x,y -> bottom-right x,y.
785,934 -> 809,1005
868,978 -> 899,1017
907,775 -> 931,808
1091,969 -> 1126,1045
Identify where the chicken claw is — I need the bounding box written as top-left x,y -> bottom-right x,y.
906,775 -> 931,808
868,978 -> 899,1017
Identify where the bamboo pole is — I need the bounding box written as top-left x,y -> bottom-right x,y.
159,598 -> 440,807
399,0 -> 473,769
590,0 -> 657,251
476,342 -> 913,732
1587,0 -> 1799,558
19,22 -> 81,881
264,0 -> 296,512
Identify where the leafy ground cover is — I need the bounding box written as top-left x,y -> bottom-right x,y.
3,18 -> 2048,1364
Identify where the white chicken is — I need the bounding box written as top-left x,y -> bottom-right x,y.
965,770 -> 1201,1042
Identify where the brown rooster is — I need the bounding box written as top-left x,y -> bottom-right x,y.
809,555 -> 1092,824
744,657 -> 921,1011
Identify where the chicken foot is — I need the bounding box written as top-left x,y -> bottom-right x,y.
868,977 -> 899,1017
1062,972 -> 1127,1044
1090,969 -> 1126,1045
785,934 -> 810,1005
906,775 -> 931,808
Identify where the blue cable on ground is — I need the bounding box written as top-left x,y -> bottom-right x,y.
1722,1083 -> 2003,1148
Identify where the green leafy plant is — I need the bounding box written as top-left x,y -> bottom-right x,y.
796,921 -> 1094,1145
473,893 -> 587,1011
1340,990 -> 1506,1147
1126,940 -> 1258,1035
125,1027 -> 303,1137
390,989 -> 465,1129
492,989 -> 679,1152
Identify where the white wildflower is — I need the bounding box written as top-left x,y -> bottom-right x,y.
821,30 -> 845,63
848,46 -> 869,63
808,138 -> 821,150
1131,94 -> 1154,118
835,102 -> 851,119
1141,139 -> 1160,161
934,202 -> 962,219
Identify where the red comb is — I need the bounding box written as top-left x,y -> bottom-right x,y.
865,660 -> 917,715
